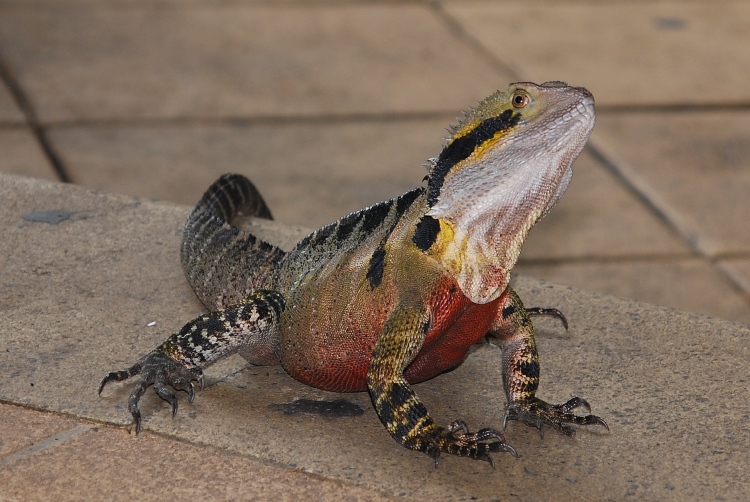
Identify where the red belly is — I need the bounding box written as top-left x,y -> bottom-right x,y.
282,281 -> 502,392
405,292 -> 501,383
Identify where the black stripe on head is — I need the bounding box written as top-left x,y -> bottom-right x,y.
412,215 -> 440,251
427,109 -> 520,206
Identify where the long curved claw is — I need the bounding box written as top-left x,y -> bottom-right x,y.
526,307 -> 569,330
504,396 -> 608,437
433,419 -> 518,468
154,381 -> 179,418
100,350 -> 203,434
187,382 -> 196,404
554,396 -> 591,414
127,378 -> 152,434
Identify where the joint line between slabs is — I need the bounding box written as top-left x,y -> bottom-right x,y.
587,137 -> 750,301
0,425 -> 92,468
0,53 -> 71,183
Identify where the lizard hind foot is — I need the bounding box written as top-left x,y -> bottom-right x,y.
430,420 -> 518,468
503,396 -> 609,437
99,351 -> 204,434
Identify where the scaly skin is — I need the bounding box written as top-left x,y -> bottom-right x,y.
99,81 -> 608,466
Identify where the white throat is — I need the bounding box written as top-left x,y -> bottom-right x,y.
427,94 -> 595,304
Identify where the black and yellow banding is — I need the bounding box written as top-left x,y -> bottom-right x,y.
368,307 -> 515,465
160,289 -> 285,368
426,93 -> 522,207
499,289 -> 541,403
494,289 -> 609,434
100,82 -> 607,457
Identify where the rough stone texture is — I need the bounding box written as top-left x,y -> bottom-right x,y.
0,3 -> 509,122
2,175 -> 749,500
444,2 -> 750,106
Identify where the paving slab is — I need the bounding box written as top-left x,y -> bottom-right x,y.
0,82 -> 24,123
0,403 -> 80,461
50,118 -> 447,229
522,149 -> 690,261
0,3 -> 509,122
0,127 -> 57,181
1,175 -> 749,500
0,404 -> 394,501
717,259 -> 750,297
516,258 -> 750,325
593,111 -> 750,256
444,1 -> 750,106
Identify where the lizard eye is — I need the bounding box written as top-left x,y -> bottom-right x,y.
511,93 -> 529,109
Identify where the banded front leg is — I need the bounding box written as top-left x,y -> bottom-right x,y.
491,288 -> 608,435
99,290 -> 285,433
368,305 -> 516,467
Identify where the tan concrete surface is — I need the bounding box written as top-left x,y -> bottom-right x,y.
0,404 -> 395,502
2,1 -> 750,497
0,404 -> 80,460
718,259 -> 750,298
444,1 -> 750,107
0,128 -> 57,181
1,0 -> 749,325
521,150 -> 690,260
0,3 -> 508,122
515,258 -> 750,324
2,174 -> 750,500
0,83 -> 23,123
50,119 -> 446,228
593,111 -> 750,256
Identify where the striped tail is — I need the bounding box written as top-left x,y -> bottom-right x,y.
181,174 -> 285,311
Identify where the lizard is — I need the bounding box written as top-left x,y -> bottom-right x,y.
99,81 -> 607,467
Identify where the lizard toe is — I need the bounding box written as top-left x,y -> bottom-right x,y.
504,396 -> 608,437
432,420 -> 517,467
101,350 -> 203,433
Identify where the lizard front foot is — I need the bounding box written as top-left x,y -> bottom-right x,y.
504,396 -> 608,436
98,350 -> 204,433
420,420 -> 518,468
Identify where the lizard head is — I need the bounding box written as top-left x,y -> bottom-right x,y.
423,81 -> 595,303
426,81 -> 595,213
